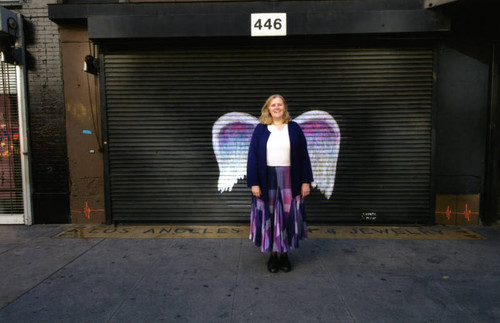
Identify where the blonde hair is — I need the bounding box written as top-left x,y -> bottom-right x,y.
258,94 -> 292,125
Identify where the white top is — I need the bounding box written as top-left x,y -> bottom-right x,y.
266,124 -> 291,166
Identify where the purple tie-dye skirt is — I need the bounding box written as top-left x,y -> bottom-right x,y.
249,166 -> 308,253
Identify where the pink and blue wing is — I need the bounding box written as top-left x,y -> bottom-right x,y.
218,122 -> 256,157
295,110 -> 341,199
212,112 -> 259,192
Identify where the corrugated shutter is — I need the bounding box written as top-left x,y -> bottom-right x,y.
103,39 -> 433,223
0,62 -> 23,215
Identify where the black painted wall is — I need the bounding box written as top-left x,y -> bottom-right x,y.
20,3 -> 70,224
434,38 -> 490,195
484,43 -> 500,223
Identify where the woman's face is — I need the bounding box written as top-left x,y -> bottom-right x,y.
268,97 -> 285,122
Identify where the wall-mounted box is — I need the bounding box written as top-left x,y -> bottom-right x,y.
0,6 -> 18,38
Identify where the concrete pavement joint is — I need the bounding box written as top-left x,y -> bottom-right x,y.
104,240 -> 177,323
0,225 -> 67,257
104,263 -> 149,323
0,237 -> 105,310
229,239 -> 243,323
314,239 -> 357,322
0,244 -> 20,257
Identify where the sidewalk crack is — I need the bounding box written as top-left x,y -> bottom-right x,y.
104,240 -> 177,323
315,240 -> 357,323
229,239 -> 243,323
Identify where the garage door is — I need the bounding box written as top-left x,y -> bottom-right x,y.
102,38 -> 433,223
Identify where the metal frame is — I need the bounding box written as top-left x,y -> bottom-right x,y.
17,13 -> 33,225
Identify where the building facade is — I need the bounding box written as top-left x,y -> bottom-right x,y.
1,0 -> 499,225
0,0 -> 69,224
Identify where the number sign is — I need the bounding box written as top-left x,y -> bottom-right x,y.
251,13 -> 287,37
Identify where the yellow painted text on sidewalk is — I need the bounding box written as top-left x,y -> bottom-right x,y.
55,225 -> 487,240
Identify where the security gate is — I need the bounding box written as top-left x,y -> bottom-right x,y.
102,38 -> 433,224
0,62 -> 25,223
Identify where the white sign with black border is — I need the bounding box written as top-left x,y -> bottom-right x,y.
251,13 -> 287,37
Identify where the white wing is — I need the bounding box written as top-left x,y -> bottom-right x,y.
212,112 -> 259,193
295,110 -> 340,199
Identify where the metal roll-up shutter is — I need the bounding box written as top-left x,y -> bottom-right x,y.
103,38 -> 433,223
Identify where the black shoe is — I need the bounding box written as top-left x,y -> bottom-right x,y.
267,254 -> 279,273
279,253 -> 291,272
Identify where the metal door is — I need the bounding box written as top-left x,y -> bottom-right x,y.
102,38 -> 433,223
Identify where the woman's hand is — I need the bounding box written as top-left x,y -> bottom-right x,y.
251,185 -> 262,198
301,183 -> 310,199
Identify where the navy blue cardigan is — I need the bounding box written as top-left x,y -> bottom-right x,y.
247,121 -> 313,203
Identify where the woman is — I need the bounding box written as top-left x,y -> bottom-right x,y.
247,94 -> 313,273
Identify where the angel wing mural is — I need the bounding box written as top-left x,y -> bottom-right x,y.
294,111 -> 341,199
212,110 -> 340,199
212,112 -> 259,192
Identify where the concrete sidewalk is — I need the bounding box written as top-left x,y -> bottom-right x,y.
0,224 -> 499,322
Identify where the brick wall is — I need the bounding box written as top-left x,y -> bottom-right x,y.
12,0 -> 70,223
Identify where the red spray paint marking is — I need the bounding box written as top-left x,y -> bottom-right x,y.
435,203 -> 479,222
434,205 -> 453,220
71,201 -> 105,220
